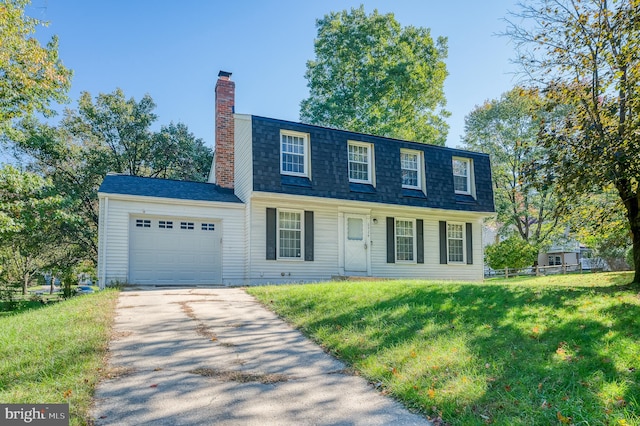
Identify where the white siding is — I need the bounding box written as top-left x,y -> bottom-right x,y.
248,198 -> 340,284
248,193 -> 488,284
98,194 -> 245,286
369,211 -> 485,281
233,114 -> 253,203
97,197 -> 107,288
234,115 -> 253,284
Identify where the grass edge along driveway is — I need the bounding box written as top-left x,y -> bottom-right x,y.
248,272 -> 640,425
0,289 -> 120,426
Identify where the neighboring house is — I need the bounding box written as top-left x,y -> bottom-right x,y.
539,243 -> 581,269
97,71 -> 495,287
538,240 -> 604,271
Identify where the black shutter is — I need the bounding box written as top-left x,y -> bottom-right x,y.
466,222 -> 473,265
417,219 -> 424,264
266,208 -> 276,260
439,221 -> 447,264
305,211 -> 314,261
386,217 -> 395,263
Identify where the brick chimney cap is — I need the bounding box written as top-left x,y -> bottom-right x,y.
218,70 -> 232,78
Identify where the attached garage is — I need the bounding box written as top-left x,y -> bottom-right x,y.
129,216 -> 222,285
97,174 -> 245,287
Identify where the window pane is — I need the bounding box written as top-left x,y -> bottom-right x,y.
452,159 -> 468,177
396,220 -> 414,261
349,161 -> 369,181
281,134 -> 306,174
279,211 -> 301,258
401,152 -> 419,187
448,239 -> 464,262
279,230 -> 301,258
447,223 -> 464,262
402,169 -> 418,187
454,176 -> 468,192
453,159 -> 469,193
347,218 -> 363,240
348,144 -> 370,181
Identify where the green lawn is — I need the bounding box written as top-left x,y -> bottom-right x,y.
0,289 -> 119,426
248,272 -> 640,425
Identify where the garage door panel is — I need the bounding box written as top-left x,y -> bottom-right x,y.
129,216 -> 221,285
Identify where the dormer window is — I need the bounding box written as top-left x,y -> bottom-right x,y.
280,130 -> 310,177
348,141 -> 374,184
401,149 -> 423,190
452,157 -> 473,195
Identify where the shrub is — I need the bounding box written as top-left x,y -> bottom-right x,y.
485,237 -> 538,270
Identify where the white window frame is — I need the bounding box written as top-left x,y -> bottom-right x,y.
277,209 -> 304,260
447,222 -> 466,264
348,141 -> 374,184
452,157 -> 472,195
395,218 -> 416,263
400,149 -> 423,190
280,130 -> 310,178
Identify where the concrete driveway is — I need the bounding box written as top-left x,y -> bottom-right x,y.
91,288 -> 430,425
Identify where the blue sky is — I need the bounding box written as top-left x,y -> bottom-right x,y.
30,0 -> 522,150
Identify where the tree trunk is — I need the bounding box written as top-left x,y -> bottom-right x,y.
632,217 -> 640,285
616,183 -> 640,286
23,273 -> 28,296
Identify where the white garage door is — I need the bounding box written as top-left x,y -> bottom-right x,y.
129,216 -> 222,285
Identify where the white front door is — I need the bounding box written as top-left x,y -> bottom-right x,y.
344,214 -> 368,273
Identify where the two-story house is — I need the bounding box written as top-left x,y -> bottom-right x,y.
97,71 -> 495,287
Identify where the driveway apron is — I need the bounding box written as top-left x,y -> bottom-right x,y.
91,288 -> 430,425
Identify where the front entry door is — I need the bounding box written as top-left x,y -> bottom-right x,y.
344,214 -> 368,273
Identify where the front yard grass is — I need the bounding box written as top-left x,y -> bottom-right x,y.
0,288 -> 119,425
248,272 -> 640,425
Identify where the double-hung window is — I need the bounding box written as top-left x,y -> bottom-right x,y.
395,219 -> 415,262
452,157 -> 472,195
278,210 -> 302,259
280,131 -> 310,177
266,208 -> 314,262
401,149 -> 422,190
348,141 -> 374,184
447,223 -> 465,263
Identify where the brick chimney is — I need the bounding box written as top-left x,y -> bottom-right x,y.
214,70 -> 235,189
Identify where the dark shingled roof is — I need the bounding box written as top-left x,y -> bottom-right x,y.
98,174 -> 243,203
250,116 -> 495,213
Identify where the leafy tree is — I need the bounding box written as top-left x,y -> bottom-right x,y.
16,119 -> 104,257
506,0 -> 640,284
463,87 -> 562,246
0,0 -> 72,134
59,89 -> 212,180
569,187 -> 631,271
300,5 -> 449,145
485,236 -> 539,271
62,89 -> 157,177
0,165 -> 81,295
11,90 -> 212,260
149,122 -> 213,181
